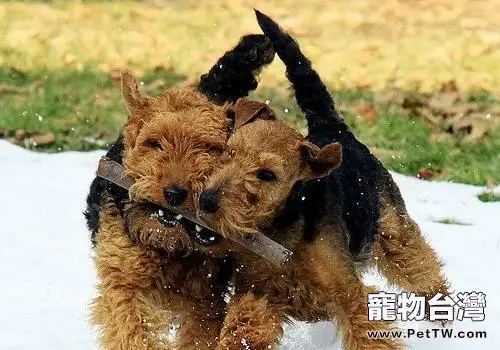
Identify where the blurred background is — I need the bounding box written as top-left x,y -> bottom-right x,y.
1,0 -> 499,192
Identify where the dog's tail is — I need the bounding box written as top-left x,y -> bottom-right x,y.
255,10 -> 347,133
198,34 -> 275,104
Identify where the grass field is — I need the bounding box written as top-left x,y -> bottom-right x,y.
1,0 -> 499,187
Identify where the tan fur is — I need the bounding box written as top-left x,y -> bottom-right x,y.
91,201 -> 174,349
91,71 -> 233,349
201,112 -> 403,349
121,71 -> 231,212
201,117 -> 341,239
372,193 -> 451,315
218,293 -> 284,350
200,103 -> 451,347
120,70 -> 231,252
92,201 -> 228,349
217,230 -> 403,350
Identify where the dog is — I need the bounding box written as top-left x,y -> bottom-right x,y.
85,34 -> 275,349
197,11 -> 450,350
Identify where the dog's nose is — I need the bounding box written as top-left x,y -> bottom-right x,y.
199,189 -> 220,213
163,185 -> 188,206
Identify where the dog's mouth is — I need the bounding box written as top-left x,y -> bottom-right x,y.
150,204 -> 221,246
185,220 -> 222,246
151,208 -> 183,227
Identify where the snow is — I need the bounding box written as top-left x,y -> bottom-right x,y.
0,140 -> 498,349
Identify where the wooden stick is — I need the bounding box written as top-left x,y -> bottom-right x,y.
96,157 -> 293,268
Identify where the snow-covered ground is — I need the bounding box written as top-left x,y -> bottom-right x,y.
0,139 -> 498,349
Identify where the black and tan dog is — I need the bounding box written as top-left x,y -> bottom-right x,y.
198,11 -> 450,350
84,35 -> 275,349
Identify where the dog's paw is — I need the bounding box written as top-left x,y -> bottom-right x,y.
124,203 -> 191,253
237,34 -> 275,67
138,219 -> 190,252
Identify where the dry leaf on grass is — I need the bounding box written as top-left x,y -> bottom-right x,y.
10,130 -> 56,147
0,79 -> 46,94
83,136 -> 107,147
355,103 -> 378,122
14,129 -> 26,140
0,83 -> 25,94
402,93 -> 426,111
416,167 -> 443,181
440,80 -> 458,92
448,113 -> 490,141
395,85 -> 498,141
110,69 -> 122,86
428,92 -> 460,112
153,64 -> 173,73
374,90 -> 404,105
486,177 -> 496,189
370,148 -> 405,159
9,67 -> 27,79
29,132 -> 56,146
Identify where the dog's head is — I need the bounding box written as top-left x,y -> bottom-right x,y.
122,72 -> 231,211
121,34 -> 275,253
199,100 -> 342,238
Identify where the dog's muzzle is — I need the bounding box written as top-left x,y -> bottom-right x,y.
153,207 -> 221,246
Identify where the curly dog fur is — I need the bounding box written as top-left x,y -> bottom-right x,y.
198,10 -> 450,350
85,34 -> 275,349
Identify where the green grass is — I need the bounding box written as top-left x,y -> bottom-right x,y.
258,88 -> 500,186
346,107 -> 500,186
1,67 -> 499,185
1,2 -> 499,186
0,67 -> 185,151
477,192 -> 500,202
434,218 -> 472,225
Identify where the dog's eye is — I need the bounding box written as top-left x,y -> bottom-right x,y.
257,169 -> 277,181
206,144 -> 224,154
143,139 -> 163,150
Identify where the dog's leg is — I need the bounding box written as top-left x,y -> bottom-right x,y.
217,293 -> 284,350
307,234 -> 404,350
176,292 -> 227,350
373,191 -> 451,303
91,202 -> 174,349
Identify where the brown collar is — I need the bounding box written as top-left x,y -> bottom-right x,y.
96,157 -> 293,268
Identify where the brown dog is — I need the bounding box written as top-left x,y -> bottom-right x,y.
87,34 -> 275,349
196,10 -> 450,350
199,102 -> 403,350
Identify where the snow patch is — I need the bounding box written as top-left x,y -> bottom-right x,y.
0,141 -> 498,349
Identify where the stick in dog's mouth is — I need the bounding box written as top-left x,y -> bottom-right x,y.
96,157 -> 292,267
150,205 -> 221,246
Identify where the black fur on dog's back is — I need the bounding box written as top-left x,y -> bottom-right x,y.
84,35 -> 276,245
84,135 -> 127,246
256,10 -> 387,258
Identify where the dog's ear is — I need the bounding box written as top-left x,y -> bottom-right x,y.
121,70 -> 152,149
299,141 -> 342,179
121,69 -> 148,114
232,98 -> 277,129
